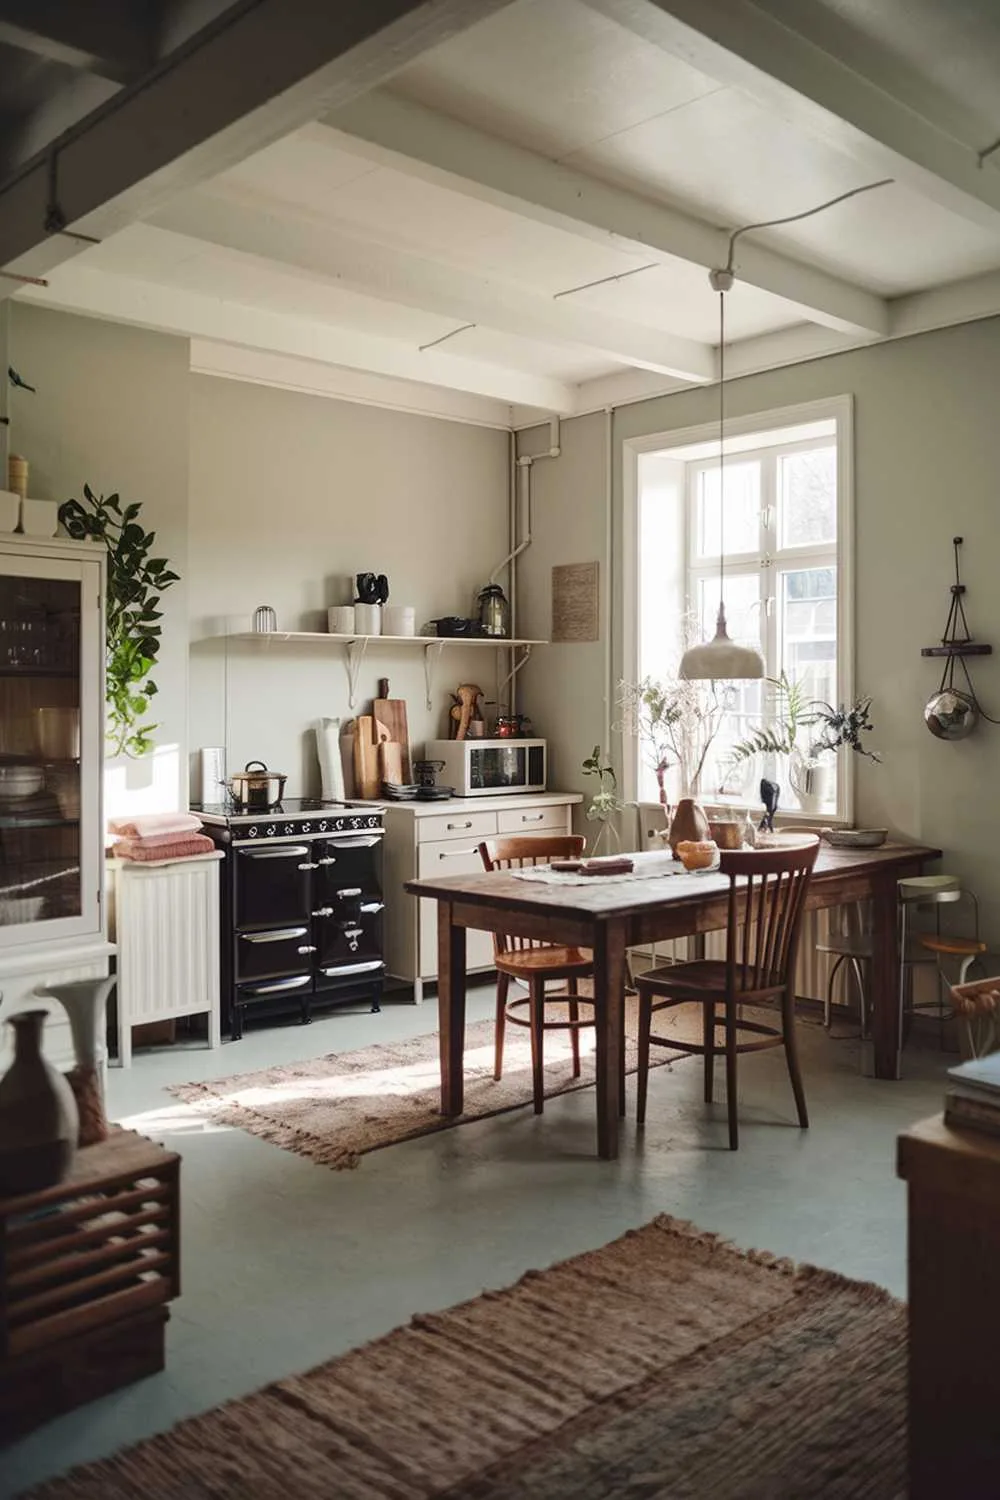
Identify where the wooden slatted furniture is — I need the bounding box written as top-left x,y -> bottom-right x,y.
478,835 -> 596,1114
635,840 -> 819,1150
0,1128 -> 180,1441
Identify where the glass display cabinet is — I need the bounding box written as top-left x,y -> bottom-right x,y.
0,537 -> 109,1068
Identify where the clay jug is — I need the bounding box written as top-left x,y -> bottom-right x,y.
667,798 -> 710,857
0,1010 -> 79,1196
45,978 -> 115,1147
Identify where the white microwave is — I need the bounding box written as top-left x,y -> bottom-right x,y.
425,739 -> 547,796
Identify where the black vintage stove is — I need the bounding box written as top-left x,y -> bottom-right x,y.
194,798 -> 385,1038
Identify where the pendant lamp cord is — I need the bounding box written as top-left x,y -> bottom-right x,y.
718,285 -> 726,615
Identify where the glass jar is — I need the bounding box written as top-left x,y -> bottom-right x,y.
477,584 -> 510,638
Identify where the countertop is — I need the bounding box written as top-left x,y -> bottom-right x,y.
378,791 -> 582,816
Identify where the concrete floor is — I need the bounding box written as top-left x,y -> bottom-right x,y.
4,986 -> 949,1497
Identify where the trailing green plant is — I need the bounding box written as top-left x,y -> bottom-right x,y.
58,485 -> 179,758
810,697 -> 881,762
728,672 -> 819,764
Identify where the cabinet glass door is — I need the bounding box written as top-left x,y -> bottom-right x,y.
0,552 -> 101,945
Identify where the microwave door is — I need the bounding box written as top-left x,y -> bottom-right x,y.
476,745 -> 522,790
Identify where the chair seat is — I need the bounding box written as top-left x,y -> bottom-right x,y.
496,946 -> 593,980
918,934 -> 988,957
636,958 -> 781,1003
817,934 -> 937,962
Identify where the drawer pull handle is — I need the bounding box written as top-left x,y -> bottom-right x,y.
317,857 -> 337,867
320,959 -> 384,978
297,944 -> 317,955
439,848 -> 478,859
336,887 -> 362,898
312,907 -> 334,918
447,820 -> 473,830
522,814 -> 544,823
241,927 -> 308,944
360,900 -> 384,914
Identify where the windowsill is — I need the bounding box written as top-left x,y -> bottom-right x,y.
636,800 -> 850,836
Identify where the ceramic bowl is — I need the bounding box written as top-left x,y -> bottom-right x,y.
675,839 -> 719,871
0,764 -> 44,799
820,827 -> 888,848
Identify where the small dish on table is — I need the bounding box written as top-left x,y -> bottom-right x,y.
819,827 -> 888,848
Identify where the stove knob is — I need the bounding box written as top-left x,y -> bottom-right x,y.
318,820 -> 328,832
247,825 -> 258,838
367,815 -> 379,829
284,823 -> 295,835
301,822 -> 312,833
266,824 -> 276,837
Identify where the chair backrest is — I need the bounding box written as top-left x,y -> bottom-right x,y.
719,839 -> 819,997
478,834 -> 586,955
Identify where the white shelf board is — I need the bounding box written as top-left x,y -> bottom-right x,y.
226,632 -> 548,646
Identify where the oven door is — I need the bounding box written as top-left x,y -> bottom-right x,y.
235,843 -> 314,928
315,834 -> 381,910
236,923 -> 316,983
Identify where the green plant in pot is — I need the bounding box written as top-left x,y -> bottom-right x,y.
58,485 -> 179,758
581,746 -> 622,853
729,675 -> 879,812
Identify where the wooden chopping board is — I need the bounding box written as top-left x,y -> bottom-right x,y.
373,678 -> 411,782
352,715 -> 381,799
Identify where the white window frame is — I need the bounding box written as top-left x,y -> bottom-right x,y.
622,395 -> 854,826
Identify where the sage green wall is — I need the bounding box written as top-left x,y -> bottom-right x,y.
8,304 -> 191,813
519,316 -> 1000,931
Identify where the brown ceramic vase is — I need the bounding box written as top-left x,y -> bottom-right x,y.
0,1010 -> 79,1196
667,797 -> 711,857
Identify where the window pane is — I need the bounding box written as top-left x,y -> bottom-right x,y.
778,446 -> 836,548
779,565 -> 837,709
693,571 -> 763,799
696,461 -> 760,558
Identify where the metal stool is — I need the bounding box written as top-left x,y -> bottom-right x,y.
897,876 -> 976,1050
819,899 -> 939,1036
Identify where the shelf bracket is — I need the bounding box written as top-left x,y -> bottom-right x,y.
345,638 -> 368,710
499,644 -> 532,705
423,641 -> 446,709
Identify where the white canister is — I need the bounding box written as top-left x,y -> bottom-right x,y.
20,498 -> 58,537
0,490 -> 19,532
327,606 -> 356,635
353,603 -> 382,636
382,605 -> 415,637
197,746 -> 227,804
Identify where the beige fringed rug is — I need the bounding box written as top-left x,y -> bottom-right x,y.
29,1215 -> 906,1499
169,996 -> 688,1170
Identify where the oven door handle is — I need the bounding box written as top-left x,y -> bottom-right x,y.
240,927 -> 310,944
242,975 -> 312,996
320,960 -> 384,978
359,900 -> 384,915
239,845 -> 311,860
326,835 -> 382,849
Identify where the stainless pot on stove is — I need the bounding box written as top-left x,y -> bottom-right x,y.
226,760 -> 287,810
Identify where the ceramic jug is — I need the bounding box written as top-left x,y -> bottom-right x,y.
44,977 -> 115,1146
0,1009 -> 78,1195
667,798 -> 711,856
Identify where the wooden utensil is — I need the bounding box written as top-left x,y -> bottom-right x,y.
372,717 -> 404,785
373,678 -> 412,782
353,716 -> 381,799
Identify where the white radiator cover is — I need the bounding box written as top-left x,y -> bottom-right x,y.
112,854 -> 222,1065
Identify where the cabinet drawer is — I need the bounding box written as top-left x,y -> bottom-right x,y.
496,804 -> 571,835
416,811 -> 497,844
418,838 -> 489,877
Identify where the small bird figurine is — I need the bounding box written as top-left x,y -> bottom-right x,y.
8,366 -> 35,393
759,778 -> 780,833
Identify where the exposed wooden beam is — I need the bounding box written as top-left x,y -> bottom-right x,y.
19,264 -> 577,413
325,93 -> 889,337
0,0 -> 155,84
150,193 -> 716,381
0,0 -> 519,289
588,0 -> 1000,230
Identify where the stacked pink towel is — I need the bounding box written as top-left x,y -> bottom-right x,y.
109,811 -> 214,863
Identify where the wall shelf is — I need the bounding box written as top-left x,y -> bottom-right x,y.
222,632 -> 548,709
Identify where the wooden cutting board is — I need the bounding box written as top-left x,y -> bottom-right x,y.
353,716 -> 381,799
373,679 -> 412,782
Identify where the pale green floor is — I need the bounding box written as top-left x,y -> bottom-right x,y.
4,984 -> 949,1497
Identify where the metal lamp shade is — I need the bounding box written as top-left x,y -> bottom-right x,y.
679,604 -> 764,682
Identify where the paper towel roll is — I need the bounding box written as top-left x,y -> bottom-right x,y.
315,718 -> 345,801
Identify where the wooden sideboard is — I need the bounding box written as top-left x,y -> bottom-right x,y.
382,792 -> 581,1002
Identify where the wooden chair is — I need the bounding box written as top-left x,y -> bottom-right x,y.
478,835 -> 595,1114
635,839 -> 819,1150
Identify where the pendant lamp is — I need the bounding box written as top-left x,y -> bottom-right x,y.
679,269 -> 764,682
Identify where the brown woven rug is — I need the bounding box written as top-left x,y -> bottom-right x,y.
169,996 -> 690,1170
29,1215 -> 906,1499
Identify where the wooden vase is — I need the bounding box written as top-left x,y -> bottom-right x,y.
0,1011 -> 78,1196
667,798 -> 711,856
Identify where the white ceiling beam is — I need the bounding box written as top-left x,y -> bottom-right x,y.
0,0 -> 519,289
325,93 -> 889,338
588,0 -> 1000,230
17,265 -> 577,414
190,340 -> 514,429
151,193 -> 715,381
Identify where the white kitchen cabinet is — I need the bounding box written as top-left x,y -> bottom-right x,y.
0,536 -> 112,1070
383,792 -> 581,1003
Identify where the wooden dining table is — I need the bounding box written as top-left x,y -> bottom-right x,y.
406,840 -> 942,1160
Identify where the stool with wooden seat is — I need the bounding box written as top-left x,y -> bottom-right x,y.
478,834 -> 596,1115
635,839 -> 819,1150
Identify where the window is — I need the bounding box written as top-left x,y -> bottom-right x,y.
626,400 -> 852,822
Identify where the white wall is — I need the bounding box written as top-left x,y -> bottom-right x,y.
521,315 -> 1000,933
8,304 -> 190,814
187,374 -> 509,795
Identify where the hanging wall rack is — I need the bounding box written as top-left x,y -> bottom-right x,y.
921,536 -> 996,739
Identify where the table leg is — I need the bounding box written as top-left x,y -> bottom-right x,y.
594,919 -> 627,1160
870,872 -> 902,1080
437,902 -> 467,1116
